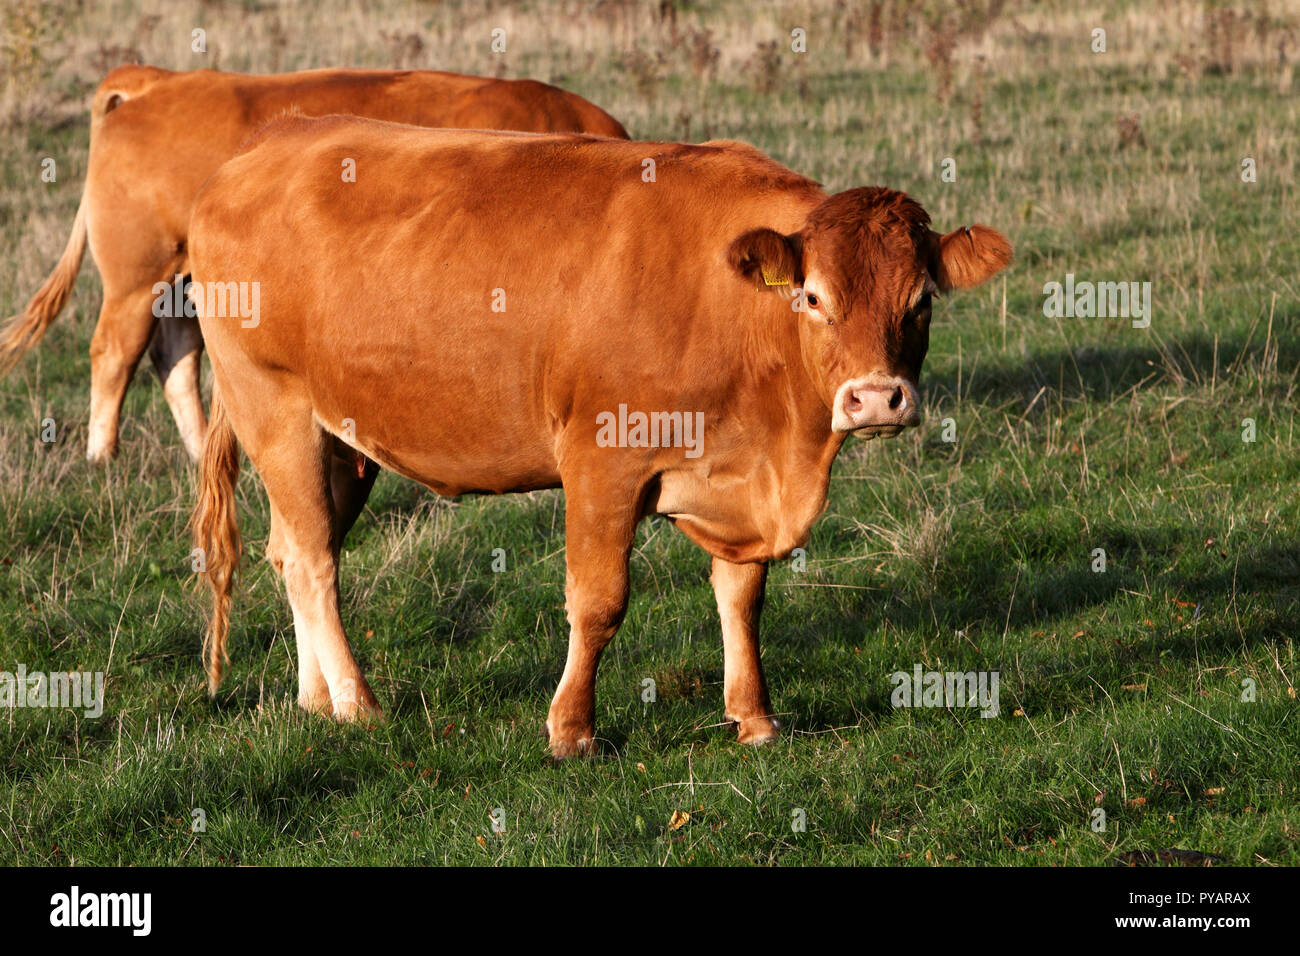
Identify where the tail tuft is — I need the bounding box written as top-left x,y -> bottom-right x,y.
0,199 -> 88,374
191,384 -> 242,696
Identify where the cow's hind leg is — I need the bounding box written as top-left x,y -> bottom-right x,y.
711,557 -> 780,745
545,472 -> 640,758
148,286 -> 208,461
87,284 -> 163,462
234,401 -> 381,721
265,500 -> 330,715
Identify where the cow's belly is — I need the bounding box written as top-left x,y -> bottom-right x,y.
304,353 -> 562,497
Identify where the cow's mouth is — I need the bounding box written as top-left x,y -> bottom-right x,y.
852,424 -> 906,440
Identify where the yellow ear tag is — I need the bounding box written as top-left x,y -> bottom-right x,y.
760,265 -> 790,286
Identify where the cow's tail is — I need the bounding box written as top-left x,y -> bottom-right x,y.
0,67 -> 166,375
192,383 -> 242,696
0,186 -> 88,373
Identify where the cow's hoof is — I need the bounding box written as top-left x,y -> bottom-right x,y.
729,714 -> 781,746
85,442 -> 115,465
544,720 -> 597,760
296,691 -> 333,717
341,706 -> 386,728
332,690 -> 384,725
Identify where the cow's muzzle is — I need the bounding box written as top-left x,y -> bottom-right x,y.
832,376 -> 922,436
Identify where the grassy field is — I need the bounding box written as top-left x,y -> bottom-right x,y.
0,0 -> 1297,865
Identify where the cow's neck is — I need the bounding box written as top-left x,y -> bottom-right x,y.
745,295 -> 848,554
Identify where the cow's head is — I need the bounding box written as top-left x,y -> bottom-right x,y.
728,187 -> 1011,439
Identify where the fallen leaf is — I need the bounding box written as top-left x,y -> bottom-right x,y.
1205,787 -> 1224,797
1127,797 -> 1147,808
668,810 -> 690,831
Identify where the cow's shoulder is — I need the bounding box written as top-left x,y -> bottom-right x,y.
684,139 -> 821,192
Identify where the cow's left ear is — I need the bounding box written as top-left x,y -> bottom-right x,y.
934,225 -> 1012,293
728,228 -> 801,293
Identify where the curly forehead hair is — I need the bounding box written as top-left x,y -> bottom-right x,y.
801,187 -> 934,313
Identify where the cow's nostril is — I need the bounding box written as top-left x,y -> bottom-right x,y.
846,393 -> 863,412
888,386 -> 905,411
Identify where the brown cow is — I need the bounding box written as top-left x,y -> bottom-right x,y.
0,66 -> 627,463
190,116 -> 1011,758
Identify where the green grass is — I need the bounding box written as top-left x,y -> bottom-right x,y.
0,0 -> 1297,865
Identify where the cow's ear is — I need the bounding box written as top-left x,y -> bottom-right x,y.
728,228 -> 801,293
934,225 -> 1012,292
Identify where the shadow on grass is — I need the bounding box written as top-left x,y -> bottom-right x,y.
768,538 -> 1298,732
922,324 -> 1300,408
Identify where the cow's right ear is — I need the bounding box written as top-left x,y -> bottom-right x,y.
728,228 -> 801,293
934,225 -> 1012,293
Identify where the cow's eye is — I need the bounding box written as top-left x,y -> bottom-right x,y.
806,293 -> 819,309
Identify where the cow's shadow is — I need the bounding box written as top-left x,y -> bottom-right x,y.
920,322 -> 1300,408
764,538 -> 1298,733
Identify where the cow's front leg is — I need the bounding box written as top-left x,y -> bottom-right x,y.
545,478 -> 638,759
711,557 -> 780,745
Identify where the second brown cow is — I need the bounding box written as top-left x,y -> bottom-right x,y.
0,66 -> 627,463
